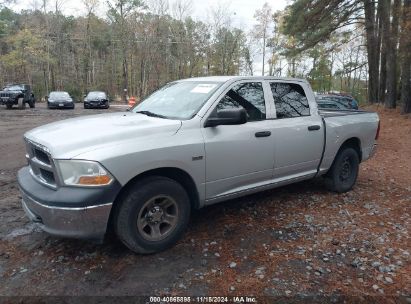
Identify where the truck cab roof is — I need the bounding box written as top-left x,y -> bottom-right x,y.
177,76 -> 309,84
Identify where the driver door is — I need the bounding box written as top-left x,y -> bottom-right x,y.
202,81 -> 275,201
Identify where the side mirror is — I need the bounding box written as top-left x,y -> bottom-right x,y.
204,108 -> 247,128
83,94 -> 87,98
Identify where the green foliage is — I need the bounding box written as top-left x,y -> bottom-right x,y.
308,48 -> 332,92
0,7 -> 17,36
0,5 -> 250,98
282,0 -> 362,55
0,29 -> 50,69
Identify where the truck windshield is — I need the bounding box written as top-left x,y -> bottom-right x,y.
133,81 -> 222,120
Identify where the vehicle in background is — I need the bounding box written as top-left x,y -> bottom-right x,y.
316,94 -> 359,110
47,91 -> 75,109
316,98 -> 350,110
18,76 -> 379,254
0,84 -> 35,109
84,91 -> 109,109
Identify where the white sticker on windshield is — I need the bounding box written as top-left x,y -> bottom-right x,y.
190,84 -> 217,94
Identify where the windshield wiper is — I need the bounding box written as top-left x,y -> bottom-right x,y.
135,110 -> 167,119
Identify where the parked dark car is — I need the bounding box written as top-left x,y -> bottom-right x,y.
316,98 -> 349,110
316,94 -> 359,110
84,91 -> 109,109
47,91 -> 75,109
0,84 -> 35,109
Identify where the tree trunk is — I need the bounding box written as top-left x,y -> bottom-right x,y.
399,0 -> 411,113
262,32 -> 266,76
378,0 -> 390,104
363,0 -> 379,103
385,0 -> 401,108
122,56 -> 128,103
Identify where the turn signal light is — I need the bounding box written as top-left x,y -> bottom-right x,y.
78,175 -> 112,185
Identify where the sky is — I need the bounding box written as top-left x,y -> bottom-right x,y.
9,0 -> 287,26
8,0 -> 289,74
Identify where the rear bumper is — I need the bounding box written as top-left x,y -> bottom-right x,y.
48,102 -> 74,109
21,192 -> 112,240
363,144 -> 377,161
369,144 -> 377,158
84,101 -> 109,108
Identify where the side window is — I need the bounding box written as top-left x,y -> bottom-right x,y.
270,82 -> 310,119
216,82 -> 266,121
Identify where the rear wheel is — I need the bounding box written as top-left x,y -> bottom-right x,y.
28,99 -> 35,108
18,97 -> 25,109
325,147 -> 359,193
114,176 -> 191,254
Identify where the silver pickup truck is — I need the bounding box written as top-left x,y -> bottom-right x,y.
18,76 -> 379,253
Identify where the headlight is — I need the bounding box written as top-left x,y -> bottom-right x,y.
55,160 -> 114,186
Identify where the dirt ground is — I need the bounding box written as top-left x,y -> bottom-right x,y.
0,103 -> 410,300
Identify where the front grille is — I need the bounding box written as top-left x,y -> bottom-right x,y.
39,168 -> 55,184
0,92 -> 12,98
25,139 -> 57,189
33,148 -> 50,165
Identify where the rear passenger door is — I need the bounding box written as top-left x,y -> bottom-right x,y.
268,82 -> 324,180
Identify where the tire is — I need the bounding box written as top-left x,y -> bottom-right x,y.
6,104 -> 12,109
29,99 -> 35,108
18,97 -> 25,109
114,176 -> 191,254
325,147 -> 359,193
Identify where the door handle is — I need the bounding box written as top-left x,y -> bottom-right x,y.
308,125 -> 321,131
255,131 -> 271,138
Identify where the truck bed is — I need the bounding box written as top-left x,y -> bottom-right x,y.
319,109 -> 374,118
317,109 -> 379,175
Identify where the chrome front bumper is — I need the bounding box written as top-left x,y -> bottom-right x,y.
21,191 -> 112,240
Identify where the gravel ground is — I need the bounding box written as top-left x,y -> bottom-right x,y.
0,103 -> 410,300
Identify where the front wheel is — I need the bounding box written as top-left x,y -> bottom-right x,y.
6,104 -> 12,109
114,176 -> 191,254
325,147 -> 359,193
18,97 -> 25,109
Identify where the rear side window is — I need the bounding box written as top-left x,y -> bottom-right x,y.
270,83 -> 310,118
217,82 -> 266,121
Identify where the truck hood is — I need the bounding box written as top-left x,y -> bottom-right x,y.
25,112 -> 182,159
0,90 -> 22,94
